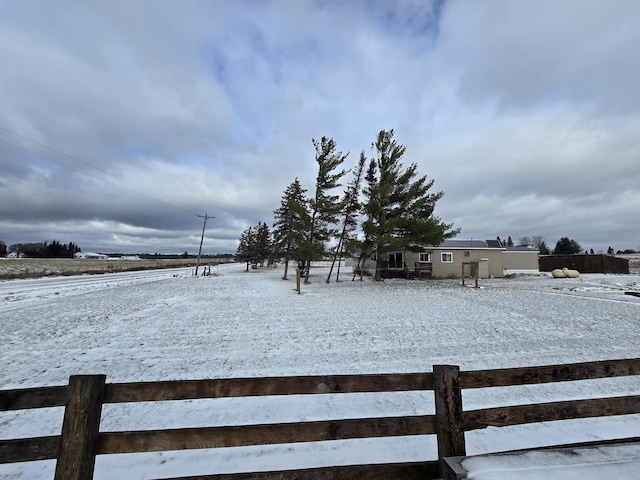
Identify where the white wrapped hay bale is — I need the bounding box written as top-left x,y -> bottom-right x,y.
552,267 -> 579,278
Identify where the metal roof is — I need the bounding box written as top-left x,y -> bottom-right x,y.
416,240 -> 540,251
438,239 -> 491,248
505,246 -> 539,252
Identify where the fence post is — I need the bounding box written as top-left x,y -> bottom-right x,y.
54,375 -> 106,480
433,365 -> 466,478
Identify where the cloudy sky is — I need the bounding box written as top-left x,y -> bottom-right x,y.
1,1 -> 639,255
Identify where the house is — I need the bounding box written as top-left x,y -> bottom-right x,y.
354,240 -> 540,279
74,252 -> 108,260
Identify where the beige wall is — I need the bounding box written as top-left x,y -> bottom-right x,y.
355,248 -> 539,278
502,251 -> 539,274
404,250 -> 421,267
427,248 -> 504,278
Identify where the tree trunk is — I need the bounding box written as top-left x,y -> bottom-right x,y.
304,259 -> 311,284
335,252 -> 343,282
326,238 -> 343,283
374,247 -> 383,281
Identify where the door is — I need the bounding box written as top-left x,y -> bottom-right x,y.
389,252 -> 403,269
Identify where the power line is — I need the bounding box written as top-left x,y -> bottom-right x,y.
0,125 -> 201,214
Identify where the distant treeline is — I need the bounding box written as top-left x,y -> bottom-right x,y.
139,252 -> 235,260
0,240 -> 236,260
5,240 -> 81,258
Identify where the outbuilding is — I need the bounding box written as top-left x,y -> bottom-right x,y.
74,252 -> 108,260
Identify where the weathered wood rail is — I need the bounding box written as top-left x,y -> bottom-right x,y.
1,358 -> 639,480
438,358 -> 640,480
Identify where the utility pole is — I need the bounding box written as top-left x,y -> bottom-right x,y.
195,214 -> 213,276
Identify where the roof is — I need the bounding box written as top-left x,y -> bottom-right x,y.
438,239 -> 492,248
505,246 -> 540,252
422,240 -> 538,252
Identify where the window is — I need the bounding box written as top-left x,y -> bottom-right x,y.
441,252 -> 453,263
419,252 -> 431,262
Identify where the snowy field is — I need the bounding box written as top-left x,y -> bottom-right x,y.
1,263 -> 639,479
0,258 -> 202,280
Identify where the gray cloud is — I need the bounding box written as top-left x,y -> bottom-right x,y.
1,0 -> 638,254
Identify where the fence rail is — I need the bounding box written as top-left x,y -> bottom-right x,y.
1,358 -> 639,480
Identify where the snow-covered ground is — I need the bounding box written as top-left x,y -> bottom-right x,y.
1,264 -> 639,479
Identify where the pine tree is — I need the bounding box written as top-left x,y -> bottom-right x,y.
538,241 -> 550,255
300,136 -> 348,284
255,222 -> 272,267
235,227 -> 256,271
362,129 -> 458,281
553,237 -> 582,255
352,159 -> 379,281
327,151 -> 366,283
272,178 -> 308,280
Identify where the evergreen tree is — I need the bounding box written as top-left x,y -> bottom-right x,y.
272,178 -> 307,280
362,129 -> 458,281
289,194 -> 312,272
254,222 -> 272,267
537,241 -> 550,255
236,223 -> 274,270
553,237 -> 582,255
0,240 -> 6,257
506,236 -> 514,247
15,240 -> 81,258
235,227 -> 256,271
300,136 -> 348,284
69,242 -> 81,256
607,246 -> 614,255
327,151 -> 366,283
352,159 -> 379,281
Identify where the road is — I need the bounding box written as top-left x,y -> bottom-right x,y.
0,267 -> 195,311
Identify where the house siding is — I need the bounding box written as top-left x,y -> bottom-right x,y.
353,241 -> 539,279
503,250 -> 540,274
428,248 -> 504,279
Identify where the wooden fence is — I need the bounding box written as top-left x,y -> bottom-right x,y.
436,359 -> 640,479
539,254 -> 630,274
1,358 -> 639,480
